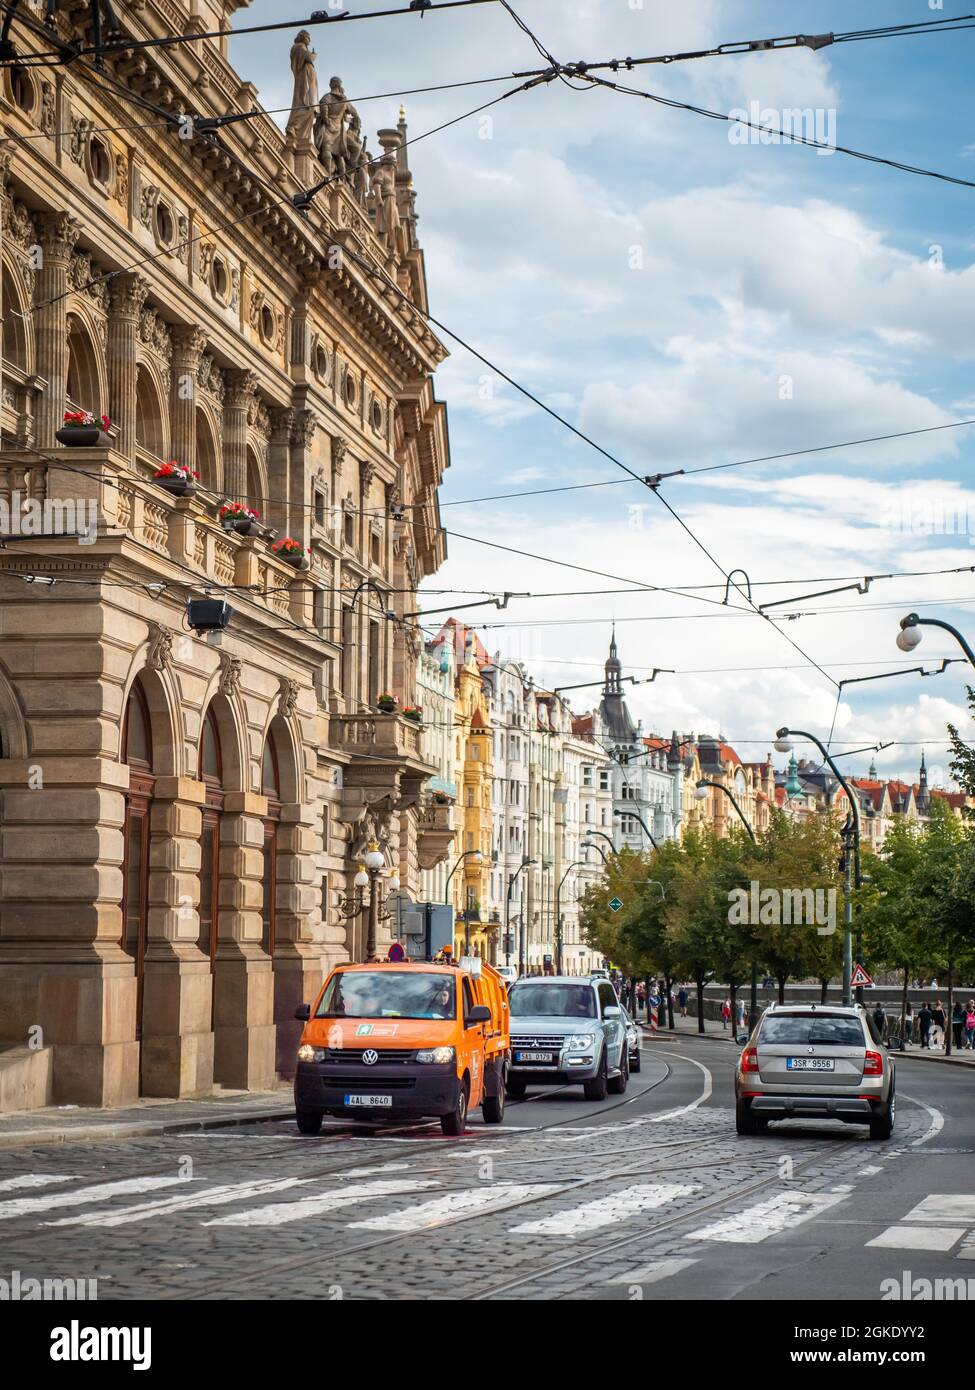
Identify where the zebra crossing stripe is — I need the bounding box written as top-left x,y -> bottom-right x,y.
608,1257 -> 699,1286
0,1175 -> 74,1194
903,1195 -> 975,1224
0,1175 -> 187,1222
203,1178 -> 438,1228
688,1189 -> 849,1244
46,1177 -> 314,1228
349,1184 -> 562,1232
511,1183 -> 698,1235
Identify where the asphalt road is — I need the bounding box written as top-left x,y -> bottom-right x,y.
1,1035 -> 972,1302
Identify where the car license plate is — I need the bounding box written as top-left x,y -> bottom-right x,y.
344,1094 -> 393,1107
515,1051 -> 554,1063
786,1058 -> 834,1071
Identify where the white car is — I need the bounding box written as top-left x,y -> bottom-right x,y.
496,965 -> 519,989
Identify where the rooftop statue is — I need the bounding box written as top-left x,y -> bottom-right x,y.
285,30 -> 319,148
314,76 -> 359,179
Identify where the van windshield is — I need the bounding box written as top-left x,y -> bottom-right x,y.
509,983 -> 596,1019
316,971 -> 456,1021
760,1015 -> 865,1047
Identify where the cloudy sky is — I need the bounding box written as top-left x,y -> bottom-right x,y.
231,0 -> 975,788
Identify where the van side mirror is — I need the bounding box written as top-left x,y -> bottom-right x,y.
603,1005 -> 621,1018
294,1003 -> 311,1021
735,1030 -> 749,1045
465,1004 -> 491,1026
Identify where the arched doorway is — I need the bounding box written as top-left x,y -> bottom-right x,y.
195,407 -> 219,492
261,727 -> 282,957
135,363 -> 166,463
66,314 -> 103,416
197,706 -> 223,974
121,678 -> 154,1034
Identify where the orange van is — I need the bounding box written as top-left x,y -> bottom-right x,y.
293,958 -> 511,1136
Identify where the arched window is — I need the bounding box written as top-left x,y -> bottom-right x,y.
195,407 -> 218,492
197,707 -> 223,967
66,316 -> 102,416
135,365 -> 166,462
2,264 -> 27,371
246,445 -> 264,517
261,731 -> 281,957
121,678 -> 154,1032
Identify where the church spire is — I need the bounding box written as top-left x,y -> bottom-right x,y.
604,624 -> 622,695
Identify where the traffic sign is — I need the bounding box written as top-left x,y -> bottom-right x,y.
387,942 -> 405,962
608,897 -> 623,913
850,962 -> 874,988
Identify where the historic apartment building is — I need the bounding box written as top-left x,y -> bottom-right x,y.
0,3 -> 453,1110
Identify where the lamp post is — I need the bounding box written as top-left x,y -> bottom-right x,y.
581,837 -> 609,865
613,806 -> 659,850
898,612 -> 975,668
443,848 -> 483,953
555,860 -> 588,975
774,728 -> 860,1005
362,840 -> 387,960
583,828 -> 617,857
505,856 -> 534,971
695,778 -> 759,1032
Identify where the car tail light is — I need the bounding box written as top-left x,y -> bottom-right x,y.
863,1049 -> 884,1075
741,1046 -> 759,1073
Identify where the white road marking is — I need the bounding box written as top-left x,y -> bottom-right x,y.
46,1176 -> 313,1227
204,1178 -> 437,1228
867,1225 -> 965,1252
956,1232 -> 975,1260
0,1175 -> 74,1193
349,1183 -> 561,1232
688,1189 -> 849,1244
512,1183 -> 698,1236
903,1194 -> 975,1224
901,1091 -> 945,1146
857,1166 -> 884,1176
341,1163 -> 413,1178
0,1175 -> 187,1221
608,1257 -> 699,1286
644,1049 -> 712,1122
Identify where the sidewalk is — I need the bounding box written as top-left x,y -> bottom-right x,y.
639,1012 -> 975,1069
0,1085 -> 294,1151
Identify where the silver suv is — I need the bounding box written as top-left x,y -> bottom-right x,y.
506,976 -> 628,1100
735,1002 -> 895,1140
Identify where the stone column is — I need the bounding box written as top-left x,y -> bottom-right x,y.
140,776 -> 215,1098
107,273 -> 149,463
223,368 -> 257,504
273,801 -> 323,1078
288,407 -> 316,546
267,406 -> 293,537
170,325 -> 207,474
34,211 -> 80,447
213,791 -> 275,1090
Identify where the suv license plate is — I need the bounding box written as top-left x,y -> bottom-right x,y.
515,1051 -> 554,1063
786,1058 -> 834,1071
344,1094 -> 393,1106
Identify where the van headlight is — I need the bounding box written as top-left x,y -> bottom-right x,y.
416,1046 -> 455,1064
297,1044 -> 325,1063
567,1034 -> 596,1051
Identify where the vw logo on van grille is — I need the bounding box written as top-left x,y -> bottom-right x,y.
362,1049 -> 379,1066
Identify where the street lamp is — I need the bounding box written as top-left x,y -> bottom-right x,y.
443,848 -> 484,953
505,855 -> 535,973
362,840 -> 389,960
581,836 -> 609,865
555,860 -> 589,975
775,727 -> 860,1004
613,806 -> 659,850
898,612 -> 975,667
696,778 -> 759,1030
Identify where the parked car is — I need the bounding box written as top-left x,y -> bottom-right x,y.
496,965 -> 519,990
506,976 -> 628,1100
621,1006 -> 641,1072
735,1002 -> 895,1140
293,958 -> 510,1136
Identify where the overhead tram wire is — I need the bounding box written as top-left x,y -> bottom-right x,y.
0,0 -> 503,67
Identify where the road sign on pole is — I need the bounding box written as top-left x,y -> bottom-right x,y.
850,962 -> 874,988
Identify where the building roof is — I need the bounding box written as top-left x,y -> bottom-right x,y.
431,617 -> 491,670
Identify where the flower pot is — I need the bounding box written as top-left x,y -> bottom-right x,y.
277,550 -> 309,570
56,426 -> 111,448
155,475 -> 196,497
403,712 -> 422,724
377,702 -> 396,714
222,516 -> 257,536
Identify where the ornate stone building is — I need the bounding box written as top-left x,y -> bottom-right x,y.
0,4 -> 452,1109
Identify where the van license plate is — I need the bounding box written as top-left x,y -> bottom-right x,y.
786,1058 -> 834,1071
515,1051 -> 554,1063
344,1094 -> 393,1106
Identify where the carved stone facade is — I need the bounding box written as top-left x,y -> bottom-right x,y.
0,5 -> 451,1110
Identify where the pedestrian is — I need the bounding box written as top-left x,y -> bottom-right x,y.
965,1001 -> 975,1050
736,998 -> 746,1032
721,997 -> 731,1030
636,980 -> 646,1018
918,1001 -> 933,1049
952,1000 -> 965,1051
872,1001 -> 886,1043
678,985 -> 689,1018
932,999 -> 947,1050
903,1000 -> 914,1047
